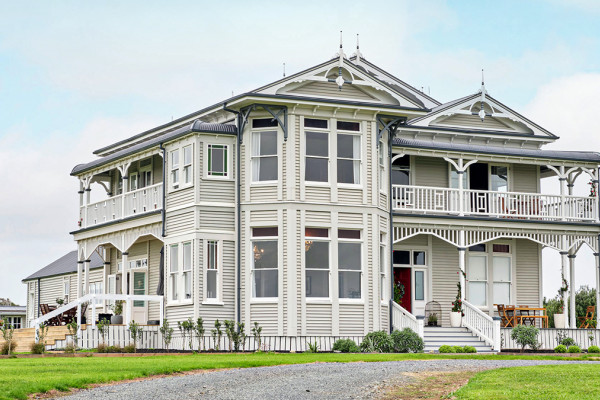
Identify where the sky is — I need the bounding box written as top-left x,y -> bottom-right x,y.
1,0 -> 599,305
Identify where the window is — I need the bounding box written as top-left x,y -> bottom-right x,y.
337,134 -> 361,184
183,242 -> 192,300
450,166 -> 468,189
467,254 -> 487,307
63,277 -> 70,303
206,241 -> 219,300
380,234 -> 386,301
28,287 -> 34,319
207,144 -> 229,178
378,142 -> 385,190
492,256 -> 511,305
88,282 -> 104,307
252,227 -> 278,298
338,229 -> 361,299
252,118 -> 278,128
252,131 -> 277,182
4,317 -> 21,329
169,244 -> 179,301
183,145 -> 192,184
337,121 -> 360,131
139,158 -> 152,188
129,172 -> 138,191
305,118 -> 328,129
170,150 -> 180,189
414,270 -> 425,301
305,228 -> 329,298
392,155 -> 410,185
305,131 -> 329,182
393,250 -> 410,265
491,165 -> 508,192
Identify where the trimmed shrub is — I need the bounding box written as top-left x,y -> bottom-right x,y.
30,343 -> 45,354
123,344 -> 136,353
107,345 -> 122,353
560,337 -> 576,347
462,346 -> 477,353
438,345 -> 455,353
588,345 -> 600,353
1,340 -> 17,355
568,345 -> 581,353
360,331 -> 393,353
332,339 -> 359,353
452,346 -> 464,353
554,344 -> 567,353
511,324 -> 540,352
391,328 -> 424,353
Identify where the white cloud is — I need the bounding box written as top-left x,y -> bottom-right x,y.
0,116 -> 161,304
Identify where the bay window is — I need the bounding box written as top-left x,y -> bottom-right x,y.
379,233 -> 386,301
169,244 -> 178,301
183,145 -> 192,184
305,131 -> 329,182
252,227 -> 278,298
252,131 -> 277,182
183,242 -> 192,300
170,150 -> 180,189
338,229 -> 362,299
169,242 -> 193,302
207,144 -> 229,178
305,228 -> 329,298
206,240 -> 219,300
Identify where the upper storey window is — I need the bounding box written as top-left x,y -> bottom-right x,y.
170,150 -> 180,189
207,144 -> 229,178
252,130 -> 278,182
337,121 -> 361,185
305,118 -> 329,183
392,155 -> 410,185
170,145 -> 193,190
183,145 -> 192,185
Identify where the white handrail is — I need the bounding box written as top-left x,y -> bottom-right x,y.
391,301 -> 424,338
462,300 -> 501,350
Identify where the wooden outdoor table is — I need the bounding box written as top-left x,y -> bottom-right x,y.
514,307 -> 548,328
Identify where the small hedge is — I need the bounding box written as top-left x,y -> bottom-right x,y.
1,341 -> 17,355
462,345 -> 477,353
554,344 -> 567,353
452,346 -> 464,353
568,345 -> 581,353
30,343 -> 45,354
438,345 -> 455,353
588,345 -> 600,353
391,328 -> 424,353
332,339 -> 359,353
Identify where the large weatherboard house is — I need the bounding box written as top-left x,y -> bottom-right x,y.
23,43 -> 600,351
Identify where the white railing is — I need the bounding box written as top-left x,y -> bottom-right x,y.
392,184 -> 598,222
33,293 -> 164,342
80,183 -> 163,228
391,301 -> 424,338
501,328 -> 600,350
463,300 -> 501,350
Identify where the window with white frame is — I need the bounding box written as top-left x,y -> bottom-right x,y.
305,228 -> 329,298
169,244 -> 179,301
129,172 -> 138,191
207,144 -> 229,178
337,130 -> 361,184
392,155 -> 410,185
63,277 -> 70,303
338,229 -> 362,299
252,227 -> 278,298
183,145 -> 192,184
304,118 -> 329,183
467,248 -> 488,307
4,316 -> 21,329
492,244 -> 511,305
252,131 -> 277,182
182,242 -> 192,300
380,233 -> 386,301
88,282 -> 104,307
378,142 -> 385,190
28,286 -> 34,319
170,150 -> 180,189
206,240 -> 219,300
450,165 -> 468,189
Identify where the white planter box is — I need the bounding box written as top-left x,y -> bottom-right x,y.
450,312 -> 462,327
554,313 -> 566,329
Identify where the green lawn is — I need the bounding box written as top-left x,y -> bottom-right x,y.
454,364 -> 600,399
0,353 -> 594,400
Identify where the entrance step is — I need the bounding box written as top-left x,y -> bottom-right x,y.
0,326 -> 71,353
423,327 -> 494,353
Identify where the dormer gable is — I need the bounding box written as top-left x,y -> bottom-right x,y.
408,91 -> 557,138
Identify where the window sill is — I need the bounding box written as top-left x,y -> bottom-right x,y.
250,182 -> 278,187
205,175 -> 231,181
169,184 -> 194,194
305,298 -> 332,304
166,300 -> 194,307
339,299 -> 364,305
304,181 -> 330,187
337,183 -> 362,190
250,298 -> 278,304
202,300 -> 225,306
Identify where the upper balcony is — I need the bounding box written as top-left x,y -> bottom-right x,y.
392,184 -> 598,223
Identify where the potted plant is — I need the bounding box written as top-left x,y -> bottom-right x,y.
56,297 -> 65,306
428,313 -> 438,327
110,300 -> 124,325
554,276 -> 568,329
450,282 -> 463,327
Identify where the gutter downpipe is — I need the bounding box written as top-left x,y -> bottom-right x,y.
388,128 -> 394,333
37,278 -> 41,319
160,143 -> 167,238
223,103 -> 242,327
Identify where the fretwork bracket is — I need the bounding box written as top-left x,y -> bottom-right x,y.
237,104 -> 288,145
376,114 -> 406,148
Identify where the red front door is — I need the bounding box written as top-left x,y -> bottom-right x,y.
394,267 -> 412,312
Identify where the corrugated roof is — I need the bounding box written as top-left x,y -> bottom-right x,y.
0,306 -> 26,314
393,138 -> 600,163
23,251 -> 104,281
72,120 -> 237,176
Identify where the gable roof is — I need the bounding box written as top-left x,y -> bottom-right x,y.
23,251 -> 104,281
408,92 -> 557,138
0,306 -> 26,315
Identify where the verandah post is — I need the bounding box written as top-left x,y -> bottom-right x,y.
492,316 -> 501,351
569,252 -> 576,328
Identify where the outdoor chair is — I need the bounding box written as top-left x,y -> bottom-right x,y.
578,306 -> 596,328
518,305 -> 536,326
496,304 -> 509,327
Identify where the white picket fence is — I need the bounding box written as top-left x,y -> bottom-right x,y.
501,328 -> 600,350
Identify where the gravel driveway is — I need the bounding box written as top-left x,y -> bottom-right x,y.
63,359 -> 595,400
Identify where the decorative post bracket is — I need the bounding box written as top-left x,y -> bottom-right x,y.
236,104 -> 288,145
377,114 -> 406,148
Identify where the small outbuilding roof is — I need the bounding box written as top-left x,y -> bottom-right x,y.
392,138 -> 600,163
0,306 -> 26,315
23,251 -> 104,282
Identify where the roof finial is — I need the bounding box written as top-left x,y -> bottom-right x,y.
340,30 -> 343,49
283,62 -> 286,78
354,33 -> 364,62
478,68 -> 488,121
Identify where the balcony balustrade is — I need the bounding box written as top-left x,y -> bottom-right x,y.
80,183 -> 163,228
392,184 -> 598,223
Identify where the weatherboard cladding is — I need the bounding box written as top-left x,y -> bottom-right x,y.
71,121 -> 237,176
393,138 -> 600,163
23,251 -> 105,281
